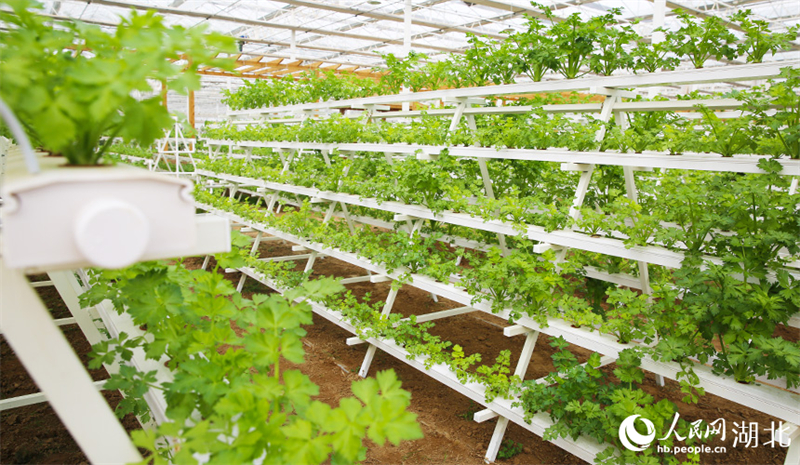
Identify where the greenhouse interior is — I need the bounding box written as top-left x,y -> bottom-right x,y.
1,0 -> 800,464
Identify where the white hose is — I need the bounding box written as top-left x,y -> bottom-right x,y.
0,97 -> 40,174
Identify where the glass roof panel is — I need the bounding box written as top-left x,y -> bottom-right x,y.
16,0 -> 800,67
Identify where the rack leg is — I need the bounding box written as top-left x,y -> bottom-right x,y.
0,262 -> 142,463
304,251 -> 319,274
236,274 -> 248,292
485,417 -> 510,463
484,330 -> 539,463
358,286 -> 399,378
783,423 -> 800,465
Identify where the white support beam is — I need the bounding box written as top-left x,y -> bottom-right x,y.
346,336 -> 365,346
48,271 -> 104,346
503,325 -> 530,337
0,379 -> 107,412
411,306 -> 475,323
652,0 -> 666,43
474,408 -> 500,423
339,275 -> 375,285
0,262 -> 143,463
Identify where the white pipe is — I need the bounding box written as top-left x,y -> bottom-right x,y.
0,97 -> 40,174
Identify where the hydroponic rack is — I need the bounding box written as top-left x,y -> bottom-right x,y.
181,60 -> 800,464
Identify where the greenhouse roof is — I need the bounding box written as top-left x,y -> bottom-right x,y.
28,0 -> 800,73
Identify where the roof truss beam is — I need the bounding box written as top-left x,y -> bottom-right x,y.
266,0 -> 507,39
61,0 -> 460,53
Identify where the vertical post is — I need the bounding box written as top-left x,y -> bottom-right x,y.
402,0 -> 412,112
290,30 -> 297,61
649,0 -> 666,98
161,79 -> 168,110
477,158 -> 509,255
188,90 -> 195,129
622,166 -> 652,295
403,0 -> 411,53
781,424 -> 800,465
652,0 -> 666,44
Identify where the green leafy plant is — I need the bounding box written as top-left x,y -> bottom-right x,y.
667,11 -> 737,68
730,10 -> 800,64
589,23 -> 638,76
740,67 -> 800,159
0,0 -> 234,165
651,160 -> 800,386
84,260 -> 423,463
381,51 -> 428,93
538,5 -> 624,79
497,438 -> 524,460
661,120 -> 702,155
463,34 -> 518,86
516,338 -> 694,465
509,16 -> 558,82
631,33 -> 679,73
602,288 -> 653,344
696,105 -> 755,157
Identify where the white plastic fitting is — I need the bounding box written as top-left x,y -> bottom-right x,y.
74,199 -> 150,269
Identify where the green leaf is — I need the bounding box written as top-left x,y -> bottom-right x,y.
283,370 -> 319,412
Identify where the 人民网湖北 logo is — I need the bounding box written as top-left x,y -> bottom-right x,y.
618,414 -> 792,455
619,415 -> 656,451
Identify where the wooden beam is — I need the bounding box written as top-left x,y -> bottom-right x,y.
251,67 -> 280,76
235,64 -> 268,73
190,51 -> 385,80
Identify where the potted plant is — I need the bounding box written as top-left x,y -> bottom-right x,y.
0,0 -> 234,165
0,0 -> 236,271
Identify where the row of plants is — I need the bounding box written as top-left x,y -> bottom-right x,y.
227,229 -> 710,465
193,193 -> 692,464
193,146 -> 800,381
193,182 -> 800,392
213,68 -> 800,159
82,256 -> 423,464
222,8 -> 798,110
195,149 -> 799,263
191,183 -> 798,464
451,6 -> 798,83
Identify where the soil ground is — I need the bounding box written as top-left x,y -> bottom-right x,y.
1,251 -> 796,464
